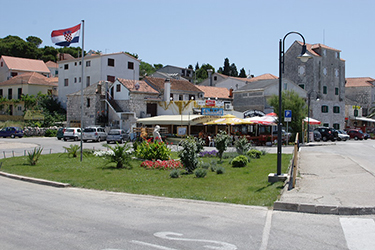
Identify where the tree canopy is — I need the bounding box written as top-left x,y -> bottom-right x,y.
268,90 -> 307,140
0,35 -> 83,62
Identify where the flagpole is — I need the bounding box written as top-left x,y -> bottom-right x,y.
80,20 -> 85,162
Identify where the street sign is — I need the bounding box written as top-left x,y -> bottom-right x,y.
284,110 -> 292,122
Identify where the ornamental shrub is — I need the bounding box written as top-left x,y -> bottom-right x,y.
247,149 -> 262,159
170,169 -> 181,178
214,130 -> 232,162
231,155 -> 248,168
234,136 -> 252,155
103,142 -> 132,168
135,139 -> 171,160
194,168 -> 207,178
178,136 -> 198,173
216,166 -> 225,174
27,147 -> 43,165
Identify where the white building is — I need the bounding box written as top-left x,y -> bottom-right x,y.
57,52 -> 140,108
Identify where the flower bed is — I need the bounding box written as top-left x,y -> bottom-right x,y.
140,159 -> 183,170
198,150 -> 218,157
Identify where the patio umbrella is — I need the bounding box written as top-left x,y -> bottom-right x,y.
303,117 -> 321,125
243,115 -> 277,126
204,114 -> 245,125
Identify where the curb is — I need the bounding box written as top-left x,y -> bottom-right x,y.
273,201 -> 375,215
0,171 -> 71,188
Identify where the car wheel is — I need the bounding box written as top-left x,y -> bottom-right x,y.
63,138 -> 67,141
119,139 -> 123,144
83,140 -> 87,142
322,136 -> 327,141
354,136 -> 358,140
11,134 -> 15,138
74,137 -> 78,141
57,138 -> 61,140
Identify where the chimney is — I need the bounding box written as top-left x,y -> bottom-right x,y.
164,78 -> 171,102
229,88 -> 233,98
207,69 -> 213,86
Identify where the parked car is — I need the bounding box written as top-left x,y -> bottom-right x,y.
313,130 -> 321,142
57,127 -> 66,140
82,126 -> 107,142
314,127 -> 338,141
63,127 -> 81,141
0,127 -> 24,138
337,130 -> 349,141
106,129 -> 129,144
347,129 -> 364,140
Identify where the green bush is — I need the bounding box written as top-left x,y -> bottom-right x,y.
216,166 -> 225,174
178,136 -> 198,173
135,139 -> 171,160
231,155 -> 248,168
194,168 -> 207,178
209,159 -> 217,172
44,129 -> 57,137
170,169 -> 181,178
247,149 -> 262,159
198,161 -> 210,169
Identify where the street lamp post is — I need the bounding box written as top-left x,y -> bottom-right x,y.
307,90 -> 319,143
270,31 -> 311,182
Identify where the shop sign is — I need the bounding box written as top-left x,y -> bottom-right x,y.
205,99 -> 216,106
201,108 -> 223,116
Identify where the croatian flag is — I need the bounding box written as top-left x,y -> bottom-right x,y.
51,24 -> 81,47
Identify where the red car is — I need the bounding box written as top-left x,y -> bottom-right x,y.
347,129 -> 364,140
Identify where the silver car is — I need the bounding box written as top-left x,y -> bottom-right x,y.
106,129 -> 129,144
63,127 -> 81,141
82,126 -> 107,142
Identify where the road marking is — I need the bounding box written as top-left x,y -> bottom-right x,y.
340,218 -> 375,250
259,209 -> 273,250
154,232 -> 237,250
130,240 -> 178,250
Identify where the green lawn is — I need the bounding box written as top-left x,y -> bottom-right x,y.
0,151 -> 291,207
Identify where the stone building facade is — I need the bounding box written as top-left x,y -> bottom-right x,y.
66,81 -> 106,128
284,41 -> 346,129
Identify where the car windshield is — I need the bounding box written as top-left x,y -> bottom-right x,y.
84,128 -> 95,132
108,130 -> 121,135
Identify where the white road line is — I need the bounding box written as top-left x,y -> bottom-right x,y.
259,209 -> 273,250
340,218 -> 375,250
130,240 -> 178,250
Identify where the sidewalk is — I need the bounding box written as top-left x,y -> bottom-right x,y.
274,145 -> 375,215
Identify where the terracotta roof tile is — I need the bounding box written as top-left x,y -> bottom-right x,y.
195,85 -> 231,99
144,76 -> 203,93
45,61 -> 58,68
345,77 -> 375,87
0,72 -> 57,87
1,55 -> 50,73
117,78 -> 158,94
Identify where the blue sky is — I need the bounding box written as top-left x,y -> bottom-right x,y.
2,0 -> 374,77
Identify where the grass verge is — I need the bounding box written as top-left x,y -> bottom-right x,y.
0,151 -> 291,207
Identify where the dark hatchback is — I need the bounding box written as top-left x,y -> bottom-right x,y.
0,127 -> 24,138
